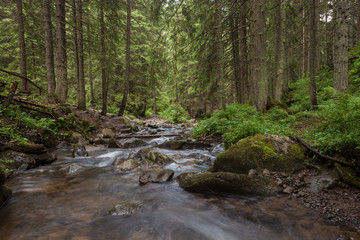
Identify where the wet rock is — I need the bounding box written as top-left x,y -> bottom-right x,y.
119,138 -> 148,148
102,128 -> 115,138
139,169 -> 174,184
108,202 -> 140,216
158,139 -> 211,150
116,159 -> 139,172
309,172 -> 339,193
213,134 -> 306,174
60,163 -> 85,174
108,138 -> 122,148
42,130 -> 59,148
177,172 -> 282,196
0,151 -> 36,171
134,148 -> 174,166
30,151 -> 57,166
0,185 -> 12,207
72,142 -> 88,158
55,141 -> 71,149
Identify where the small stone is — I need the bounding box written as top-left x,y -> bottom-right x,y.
262,169 -> 270,176
248,169 -> 257,176
276,178 -> 283,185
102,129 -> 115,138
283,187 -> 294,194
304,203 -> 310,208
297,191 -> 307,197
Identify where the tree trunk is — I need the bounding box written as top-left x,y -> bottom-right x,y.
72,0 -> 79,101
333,0 -> 349,94
100,2 -> 107,115
309,0 -> 317,109
77,0 -> 86,109
43,0 -> 56,97
118,0 -> 131,117
86,22 -> 95,106
16,0 -> 28,92
215,0 -> 225,109
315,0 -> 321,70
239,0 -> 248,104
302,6 -> 307,77
249,0 -> 268,111
324,2 -> 328,66
55,0 -> 68,103
230,14 -> 241,104
273,0 -> 287,101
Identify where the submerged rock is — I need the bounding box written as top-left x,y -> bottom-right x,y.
139,169 -> 174,184
177,171 -> 281,196
116,159 -> 139,172
213,134 -> 306,174
108,202 -> 140,216
0,186 -> 11,207
60,163 -> 85,174
119,138 -> 148,148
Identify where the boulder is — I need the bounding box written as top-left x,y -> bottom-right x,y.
30,151 -> 57,166
0,151 -> 36,170
119,138 -> 148,148
108,138 -> 122,148
139,169 -> 174,184
0,186 -> 12,208
177,171 -> 281,196
11,143 -> 47,154
116,159 -> 139,172
108,202 -> 140,216
71,132 -> 87,144
309,171 -> 339,193
134,148 -> 174,165
72,142 -> 88,158
213,134 -> 306,174
102,128 -> 115,138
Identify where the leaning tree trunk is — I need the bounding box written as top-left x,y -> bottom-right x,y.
100,2 -> 107,115
43,0 -> 56,97
249,0 -> 268,111
77,0 -> 86,109
333,0 -> 349,94
118,0 -> 131,117
16,0 -> 28,92
55,0 -> 68,103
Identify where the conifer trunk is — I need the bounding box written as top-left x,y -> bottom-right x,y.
309,0 -> 317,109
16,0 -> 28,92
239,0 -> 248,104
77,0 -> 86,109
100,1 -> 107,115
230,14 -> 241,104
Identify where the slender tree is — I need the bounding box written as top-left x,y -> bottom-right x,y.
215,0 -> 225,109
55,0 -> 68,102
239,0 -> 248,104
100,1 -> 107,115
16,0 -> 28,92
333,0 -> 349,93
43,0 -> 56,97
77,0 -> 86,109
309,0 -> 317,109
249,0 -> 268,111
230,13 -> 241,103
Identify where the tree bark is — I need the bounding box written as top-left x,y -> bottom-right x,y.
16,0 -> 28,92
239,0 -> 248,104
333,0 -> 349,94
72,0 -> 79,101
55,0 -> 68,103
309,0 -> 317,109
100,1 -> 107,115
249,0 -> 268,111
273,0 -> 287,101
302,6 -> 307,77
215,0 -> 225,110
230,14 -> 241,104
118,0 -> 131,117
43,0 -> 56,97
324,2 -> 328,66
77,0 -> 86,109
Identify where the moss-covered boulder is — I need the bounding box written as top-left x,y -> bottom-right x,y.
213,134 -> 306,174
177,172 -> 281,195
0,185 -> 12,207
134,148 -> 174,166
116,159 -> 139,172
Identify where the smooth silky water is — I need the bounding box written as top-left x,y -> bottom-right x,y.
0,132 -> 358,240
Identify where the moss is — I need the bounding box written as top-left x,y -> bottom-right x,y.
213,134 -> 305,174
335,163 -> 360,189
60,106 -> 72,115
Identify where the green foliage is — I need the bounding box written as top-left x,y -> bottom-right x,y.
159,103 -> 190,123
192,104 -> 294,147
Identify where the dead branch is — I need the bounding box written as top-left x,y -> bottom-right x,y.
0,68 -> 42,95
3,81 -> 18,108
290,135 -> 355,167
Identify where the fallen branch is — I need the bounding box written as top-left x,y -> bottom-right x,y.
3,81 -> 18,108
0,68 -> 42,95
290,135 -> 355,167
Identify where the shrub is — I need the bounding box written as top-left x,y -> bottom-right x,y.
159,103 -> 190,123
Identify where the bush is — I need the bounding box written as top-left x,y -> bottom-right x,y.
159,103 -> 190,123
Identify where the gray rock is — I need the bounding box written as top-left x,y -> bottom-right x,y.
102,128 -> 115,138
310,172 -> 339,193
0,151 -> 36,170
117,159 -> 139,172
108,138 -> 122,148
134,148 -> 174,166
248,169 -> 257,176
283,187 -> 294,194
177,172 -> 282,196
72,142 -> 88,158
139,169 -> 174,184
263,169 -> 271,176
60,163 -> 85,174
108,202 -> 140,216
119,138 -> 148,148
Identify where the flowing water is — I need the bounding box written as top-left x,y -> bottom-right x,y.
0,127 -> 358,240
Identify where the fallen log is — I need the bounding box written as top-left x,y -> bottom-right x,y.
116,134 -> 180,139
0,68 -> 42,95
3,81 -> 18,108
290,135 -> 355,167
